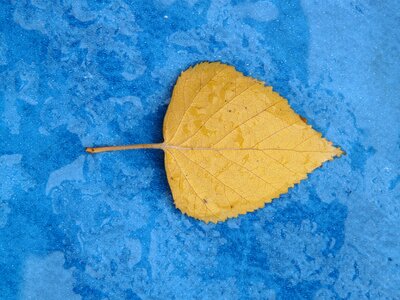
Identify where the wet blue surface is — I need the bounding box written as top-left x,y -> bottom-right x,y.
1,1 -> 399,299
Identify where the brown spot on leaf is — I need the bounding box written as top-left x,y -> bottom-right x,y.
300,116 -> 307,123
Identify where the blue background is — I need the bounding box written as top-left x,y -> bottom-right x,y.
1,1 -> 399,299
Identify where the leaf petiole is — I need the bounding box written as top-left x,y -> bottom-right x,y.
86,143 -> 164,154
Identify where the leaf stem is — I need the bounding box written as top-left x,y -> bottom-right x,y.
86,143 -> 164,154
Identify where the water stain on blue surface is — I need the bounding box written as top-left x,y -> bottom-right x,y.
1,0 -> 399,299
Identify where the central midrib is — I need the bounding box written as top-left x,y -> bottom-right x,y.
163,144 -> 335,153
86,142 -> 338,154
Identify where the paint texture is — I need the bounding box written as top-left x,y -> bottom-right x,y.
0,1 -> 399,299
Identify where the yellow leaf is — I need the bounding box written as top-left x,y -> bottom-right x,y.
86,62 -> 343,223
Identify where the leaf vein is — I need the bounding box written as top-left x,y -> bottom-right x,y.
217,151 -> 279,190
167,150 -> 219,220
177,150 -> 250,207
261,151 -> 300,176
168,66 -> 229,143
213,99 -> 283,147
180,82 -> 259,145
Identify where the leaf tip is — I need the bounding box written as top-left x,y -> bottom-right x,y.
336,146 -> 346,157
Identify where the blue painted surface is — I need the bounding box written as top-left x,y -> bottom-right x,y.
1,1 -> 399,299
